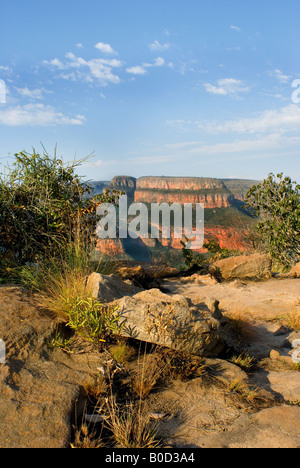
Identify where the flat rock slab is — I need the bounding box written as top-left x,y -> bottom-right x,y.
0,286 -> 104,448
162,278 -> 300,322
151,378 -> 300,449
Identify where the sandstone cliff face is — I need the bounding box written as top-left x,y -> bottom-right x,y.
110,176 -> 137,190
137,176 -> 226,191
94,175 -> 257,260
158,226 -> 248,252
107,176 -> 137,198
134,177 -> 233,208
134,190 -> 234,208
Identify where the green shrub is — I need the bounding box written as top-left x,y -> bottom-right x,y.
0,148 -> 118,266
245,173 -> 300,266
181,237 -> 241,268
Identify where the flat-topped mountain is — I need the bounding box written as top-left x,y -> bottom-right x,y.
91,175 -> 258,208
134,176 -> 233,208
91,175 -> 259,261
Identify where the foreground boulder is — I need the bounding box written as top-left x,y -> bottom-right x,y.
209,254 -> 272,281
86,272 -> 142,303
287,262 -> 300,278
110,289 -> 224,357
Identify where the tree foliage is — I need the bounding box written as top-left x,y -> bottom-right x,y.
0,149 -> 119,266
245,173 -> 300,265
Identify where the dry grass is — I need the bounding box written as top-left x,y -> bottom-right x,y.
274,312 -> 300,332
72,424 -> 105,449
105,397 -> 162,449
132,353 -> 166,400
83,376 -> 108,402
230,353 -> 256,371
226,378 -> 269,409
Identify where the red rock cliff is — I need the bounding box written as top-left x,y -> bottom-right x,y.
134,177 -> 234,208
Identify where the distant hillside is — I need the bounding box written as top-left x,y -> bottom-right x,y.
88,180 -> 110,195
92,175 -> 259,264
91,175 -> 259,208
221,179 -> 260,201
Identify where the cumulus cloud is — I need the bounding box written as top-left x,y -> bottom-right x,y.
44,52 -> 122,86
94,42 -> 118,55
126,65 -> 148,75
148,40 -> 170,51
272,68 -> 292,84
126,57 -> 165,75
205,78 -> 249,96
0,103 -> 85,126
43,58 -> 65,70
230,25 -> 241,32
15,87 -> 44,100
201,105 -> 300,135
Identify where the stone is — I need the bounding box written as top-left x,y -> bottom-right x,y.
270,349 -> 293,365
226,407 -> 300,448
204,358 -> 248,386
181,274 -> 218,285
112,289 -> 224,357
209,254 -> 272,281
287,262 -> 300,278
117,265 -> 146,281
0,286 -> 106,448
267,372 -> 300,402
86,272 -> 141,303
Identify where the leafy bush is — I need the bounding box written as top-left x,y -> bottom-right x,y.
0,149 -> 118,266
245,173 -> 300,265
203,239 -> 242,262
66,297 -> 123,343
181,237 -> 241,268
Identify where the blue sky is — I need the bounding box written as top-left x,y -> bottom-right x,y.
0,0 -> 300,182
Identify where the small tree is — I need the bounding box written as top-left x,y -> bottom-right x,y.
245,173 -> 300,266
0,149 -> 119,266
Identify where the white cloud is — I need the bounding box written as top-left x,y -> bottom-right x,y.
15,87 -> 44,100
148,40 -> 170,51
273,68 -> 291,84
188,134 -> 287,156
76,43 -> 84,49
94,42 -> 118,55
126,65 -> 148,75
0,103 -> 85,126
43,58 -> 65,70
230,25 -> 241,32
44,53 -> 122,86
0,65 -> 12,73
205,78 -> 249,96
126,57 -> 165,75
201,105 -> 300,135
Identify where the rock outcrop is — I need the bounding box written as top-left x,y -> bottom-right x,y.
286,262 -> 300,278
87,273 -> 224,357
107,175 -> 136,198
113,289 -> 224,357
93,175 -> 258,258
209,254 -> 272,281
0,287 -> 105,448
134,176 -> 234,208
